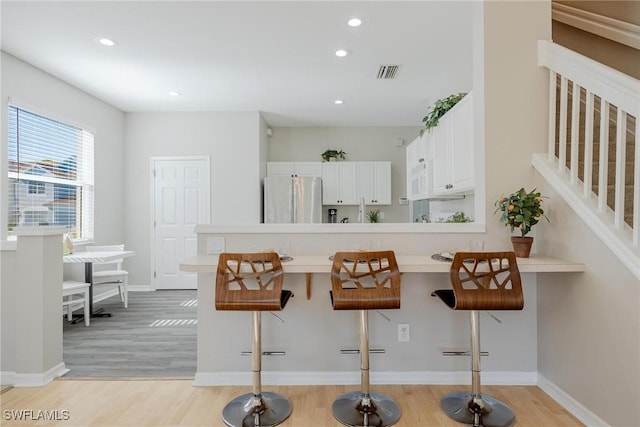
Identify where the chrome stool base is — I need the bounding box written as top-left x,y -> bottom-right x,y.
332,391 -> 402,427
221,392 -> 292,427
440,391 -> 516,427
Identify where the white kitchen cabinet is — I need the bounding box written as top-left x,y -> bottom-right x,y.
321,162 -> 358,205
431,92 -> 474,195
357,161 -> 391,205
266,162 -> 322,177
405,135 -> 431,200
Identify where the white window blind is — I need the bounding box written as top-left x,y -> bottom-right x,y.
7,105 -> 94,240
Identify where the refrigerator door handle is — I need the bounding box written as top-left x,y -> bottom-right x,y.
291,178 -> 297,223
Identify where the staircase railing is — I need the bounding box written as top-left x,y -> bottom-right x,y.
535,40 -> 640,279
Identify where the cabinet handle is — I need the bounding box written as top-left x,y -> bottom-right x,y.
418,158 -> 425,163
446,184 -> 453,189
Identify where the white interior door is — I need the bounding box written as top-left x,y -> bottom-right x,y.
152,157 -> 209,290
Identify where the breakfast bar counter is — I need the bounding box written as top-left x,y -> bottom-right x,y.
183,225 -> 585,387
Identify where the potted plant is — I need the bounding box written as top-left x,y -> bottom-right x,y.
366,209 -> 380,223
321,149 -> 346,162
419,92 -> 468,137
444,211 -> 472,223
494,188 -> 549,257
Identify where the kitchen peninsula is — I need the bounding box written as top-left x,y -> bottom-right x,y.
181,224 -> 584,387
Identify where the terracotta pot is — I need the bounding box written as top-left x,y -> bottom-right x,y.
511,236 -> 533,258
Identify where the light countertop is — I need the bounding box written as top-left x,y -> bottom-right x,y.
180,254 -> 585,274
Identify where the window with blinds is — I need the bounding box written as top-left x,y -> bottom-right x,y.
7,105 -> 94,240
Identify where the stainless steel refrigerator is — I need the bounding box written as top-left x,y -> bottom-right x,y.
264,176 -> 322,223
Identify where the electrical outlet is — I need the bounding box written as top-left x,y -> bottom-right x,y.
379,211 -> 385,219
398,323 -> 410,342
206,237 -> 225,254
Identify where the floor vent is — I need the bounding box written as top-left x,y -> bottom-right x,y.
181,299 -> 198,307
377,65 -> 400,79
149,319 -> 198,327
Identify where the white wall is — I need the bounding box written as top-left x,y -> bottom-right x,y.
123,111 -> 263,286
536,180 -> 640,426
268,126 -> 420,223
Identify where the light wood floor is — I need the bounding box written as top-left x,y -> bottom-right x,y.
1,380 -> 583,426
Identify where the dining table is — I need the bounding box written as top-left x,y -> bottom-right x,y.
63,250 -> 135,321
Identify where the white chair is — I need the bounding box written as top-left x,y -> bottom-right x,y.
63,281 -> 90,326
86,244 -> 129,308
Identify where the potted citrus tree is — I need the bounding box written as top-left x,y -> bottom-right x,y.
495,188 -> 548,257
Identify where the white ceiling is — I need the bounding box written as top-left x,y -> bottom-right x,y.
1,1 -> 474,127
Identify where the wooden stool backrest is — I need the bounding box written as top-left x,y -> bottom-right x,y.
215,252 -> 285,311
330,251 -> 401,310
450,251 -> 524,311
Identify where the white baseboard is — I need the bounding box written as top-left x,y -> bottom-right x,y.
127,285 -> 154,292
1,371 -> 16,387
194,370 -> 538,387
4,363 -> 69,387
537,374 -> 610,427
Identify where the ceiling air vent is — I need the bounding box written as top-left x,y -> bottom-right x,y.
377,65 -> 400,79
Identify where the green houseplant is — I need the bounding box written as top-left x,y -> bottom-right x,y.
321,149 -> 346,162
366,209 -> 380,223
494,188 -> 549,257
444,211 -> 472,223
419,92 -> 468,137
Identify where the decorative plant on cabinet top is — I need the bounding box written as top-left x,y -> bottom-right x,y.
419,92 -> 468,137
321,149 -> 347,162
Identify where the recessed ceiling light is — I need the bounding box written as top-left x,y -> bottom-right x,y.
95,37 -> 116,47
169,91 -> 181,97
335,49 -> 350,57
334,100 -> 344,105
347,18 -> 362,27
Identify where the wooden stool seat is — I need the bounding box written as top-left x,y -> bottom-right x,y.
215,252 -> 293,427
330,251 -> 401,310
431,251 -> 524,427
329,251 -> 402,427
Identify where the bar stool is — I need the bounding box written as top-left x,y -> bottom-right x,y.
329,251 -> 402,427
215,252 -> 294,427
431,251 -> 524,427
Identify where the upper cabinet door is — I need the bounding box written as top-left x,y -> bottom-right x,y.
358,162 -> 391,205
293,162 -> 322,177
406,135 -> 431,200
267,162 -> 295,176
267,162 -> 322,177
431,92 -> 474,195
321,162 -> 358,204
449,98 -> 474,190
